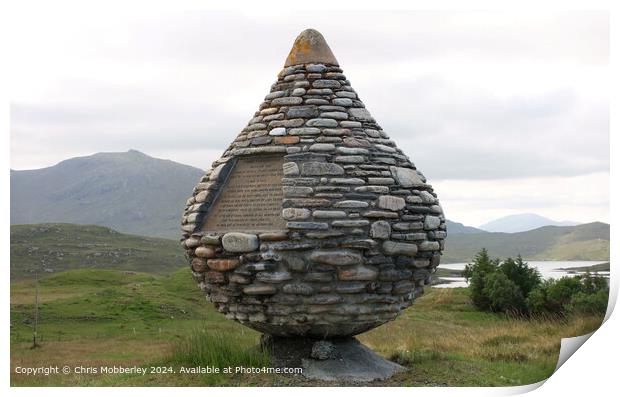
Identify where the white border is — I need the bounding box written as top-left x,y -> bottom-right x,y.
3,0 -> 616,395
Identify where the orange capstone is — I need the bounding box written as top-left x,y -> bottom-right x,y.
284,28 -> 339,67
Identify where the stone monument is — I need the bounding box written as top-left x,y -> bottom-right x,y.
181,29 -> 446,381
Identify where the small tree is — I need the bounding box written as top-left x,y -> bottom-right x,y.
463,248 -> 499,311
499,255 -> 541,297
464,249 -> 539,314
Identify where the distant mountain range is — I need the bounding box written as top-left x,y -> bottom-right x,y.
11,150 -> 204,239
10,150 -> 609,264
446,220 -> 486,234
479,213 -> 580,233
442,222 -> 609,263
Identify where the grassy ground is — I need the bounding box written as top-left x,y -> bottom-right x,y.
10,268 -> 605,386
10,223 -> 185,280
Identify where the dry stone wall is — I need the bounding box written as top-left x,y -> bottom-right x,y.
181,44 -> 446,337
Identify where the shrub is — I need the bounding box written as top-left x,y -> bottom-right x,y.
525,281 -> 553,313
580,272 -> 609,294
499,256 -> 541,297
543,276 -> 583,313
482,272 -> 525,313
539,273 -> 609,315
567,289 -> 609,314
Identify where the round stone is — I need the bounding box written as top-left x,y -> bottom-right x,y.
195,246 -> 216,258
370,221 -> 391,239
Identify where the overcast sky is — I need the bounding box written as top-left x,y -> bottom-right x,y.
9,8 -> 609,227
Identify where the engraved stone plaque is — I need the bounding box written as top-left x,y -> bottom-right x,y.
202,155 -> 286,232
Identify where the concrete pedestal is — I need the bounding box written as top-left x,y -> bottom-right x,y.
261,335 -> 405,383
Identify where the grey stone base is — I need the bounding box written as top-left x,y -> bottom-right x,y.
261,335 -> 405,383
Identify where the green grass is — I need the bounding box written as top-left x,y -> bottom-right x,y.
358,289 -> 603,386
10,223 -> 185,280
10,268 -> 605,386
169,330 -> 270,368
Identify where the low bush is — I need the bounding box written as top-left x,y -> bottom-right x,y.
482,272 -> 525,313
527,272 -> 609,315
567,289 -> 609,314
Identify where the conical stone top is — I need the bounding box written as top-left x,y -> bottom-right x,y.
284,29 -> 339,67
181,29 -> 446,338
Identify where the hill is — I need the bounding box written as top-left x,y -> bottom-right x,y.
479,213 -> 580,233
445,220 -> 486,234
11,220 -> 609,279
10,223 -> 185,280
442,222 -> 609,263
10,150 -> 204,239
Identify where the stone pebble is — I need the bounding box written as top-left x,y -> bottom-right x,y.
222,233 -> 259,253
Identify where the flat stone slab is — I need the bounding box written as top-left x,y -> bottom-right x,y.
263,336 -> 405,383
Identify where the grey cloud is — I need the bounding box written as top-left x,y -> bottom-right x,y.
10,11 -> 609,180
11,101 -> 243,154
119,11 -> 608,65
11,74 -> 609,179
52,11 -> 607,72
357,78 -> 609,180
